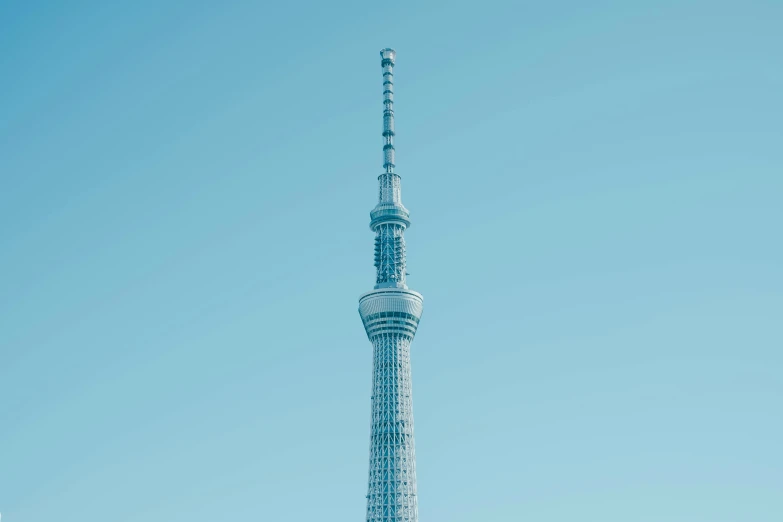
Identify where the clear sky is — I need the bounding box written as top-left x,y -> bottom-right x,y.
1,1 -> 781,521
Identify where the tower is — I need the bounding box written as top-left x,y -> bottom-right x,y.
359,49 -> 423,522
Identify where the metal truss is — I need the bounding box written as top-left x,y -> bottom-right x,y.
374,223 -> 407,287
366,333 -> 418,522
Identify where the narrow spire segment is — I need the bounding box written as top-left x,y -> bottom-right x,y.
380,48 -> 396,173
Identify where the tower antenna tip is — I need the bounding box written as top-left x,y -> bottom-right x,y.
380,48 -> 396,63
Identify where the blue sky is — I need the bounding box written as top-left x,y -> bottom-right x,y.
1,1 -> 781,521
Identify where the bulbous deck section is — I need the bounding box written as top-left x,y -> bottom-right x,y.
359,288 -> 423,340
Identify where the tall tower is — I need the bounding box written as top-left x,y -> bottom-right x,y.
359,49 -> 423,522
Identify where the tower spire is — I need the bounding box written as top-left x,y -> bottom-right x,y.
381,48 -> 396,174
371,48 -> 410,289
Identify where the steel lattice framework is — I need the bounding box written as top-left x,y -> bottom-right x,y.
359,49 -> 423,522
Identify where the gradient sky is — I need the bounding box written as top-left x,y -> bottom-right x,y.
1,1 -> 781,521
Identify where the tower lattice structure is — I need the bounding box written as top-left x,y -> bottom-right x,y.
359,48 -> 423,522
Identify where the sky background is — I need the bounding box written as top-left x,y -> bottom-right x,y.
1,1 -> 781,521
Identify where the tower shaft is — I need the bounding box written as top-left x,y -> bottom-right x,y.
360,289 -> 422,522
359,49 -> 423,522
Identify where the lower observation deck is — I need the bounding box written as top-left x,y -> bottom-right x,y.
359,288 -> 423,341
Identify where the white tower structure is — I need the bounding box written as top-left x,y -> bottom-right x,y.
359,48 -> 423,522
